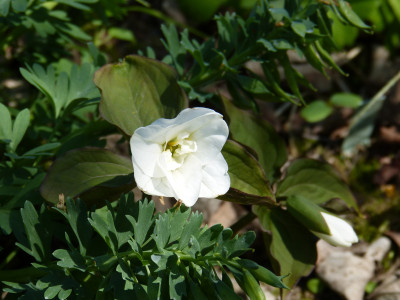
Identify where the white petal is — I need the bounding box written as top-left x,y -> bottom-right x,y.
130,134 -> 164,177
199,153 -> 230,198
313,212 -> 358,247
165,109 -> 225,143
133,163 -> 173,197
166,154 -> 203,206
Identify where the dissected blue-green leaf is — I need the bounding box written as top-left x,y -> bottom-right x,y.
0,103 -> 12,141
128,199 -> 155,246
53,249 -> 86,271
17,202 -> 50,262
10,108 -> 30,151
178,212 -> 203,250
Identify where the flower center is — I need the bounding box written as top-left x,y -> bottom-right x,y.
162,132 -> 197,171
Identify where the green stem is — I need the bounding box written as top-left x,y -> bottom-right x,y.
350,70 -> 400,126
0,249 -> 18,270
230,211 -> 257,235
0,266 -> 48,283
126,6 -> 208,39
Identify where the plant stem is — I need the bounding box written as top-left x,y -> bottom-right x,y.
231,211 -> 257,235
0,266 -> 47,283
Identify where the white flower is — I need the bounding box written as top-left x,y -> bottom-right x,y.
130,107 -> 230,207
312,212 -> 358,247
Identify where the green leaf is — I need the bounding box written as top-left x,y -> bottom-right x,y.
223,98 -> 287,182
337,0 -> 371,30
241,269 -> 266,300
0,103 -> 12,141
11,0 -> 27,12
237,75 -> 271,95
276,158 -> 357,210
18,202 -> 50,262
89,210 -> 118,253
94,55 -> 188,136
55,198 -> 92,256
169,269 -> 186,299
241,261 -> 288,289
0,0 -> 10,16
342,70 -> 400,155
254,206 -> 317,288
330,93 -> 362,108
153,214 -> 170,251
40,148 -> 134,205
291,20 -> 307,37
129,199 -> 155,246
53,249 -> 86,271
10,108 -> 30,151
300,100 -> 333,123
161,24 -> 186,76
220,140 -> 276,207
178,212 -> 203,250
23,143 -> 61,157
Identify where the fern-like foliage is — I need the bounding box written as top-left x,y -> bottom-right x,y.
159,0 -> 370,106
3,193 -> 286,299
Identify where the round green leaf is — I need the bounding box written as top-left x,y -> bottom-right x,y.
40,148 -> 134,204
94,55 -> 188,136
277,159 -> 357,210
330,93 -> 362,108
300,100 -> 333,123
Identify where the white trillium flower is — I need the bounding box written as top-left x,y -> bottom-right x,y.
130,107 -> 230,207
312,212 -> 358,247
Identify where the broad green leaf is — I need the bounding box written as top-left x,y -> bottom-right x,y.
11,0 -> 27,12
40,148 -> 134,204
220,140 -> 276,207
0,103 -> 12,141
10,108 -> 30,151
300,100 -> 333,123
94,55 -> 188,136
0,0 -> 10,16
223,98 -> 287,182
254,206 -> 317,288
330,93 -> 362,108
276,158 -> 357,210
